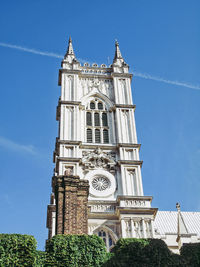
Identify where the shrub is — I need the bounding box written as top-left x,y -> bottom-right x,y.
0,234 -> 37,267
34,250 -> 46,267
181,243 -> 200,266
104,238 -> 185,267
45,234 -> 108,267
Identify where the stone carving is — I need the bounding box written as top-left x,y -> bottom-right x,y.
124,200 -> 146,207
81,147 -> 116,173
92,176 -> 111,191
125,220 -> 131,237
134,221 -> 141,238
90,204 -> 115,213
145,219 -> 152,238
64,166 -> 73,176
79,78 -> 113,99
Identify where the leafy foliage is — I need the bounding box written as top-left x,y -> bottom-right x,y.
0,234 -> 37,267
181,242 -> 200,266
104,238 -> 187,267
34,250 -> 46,267
45,234 -> 108,267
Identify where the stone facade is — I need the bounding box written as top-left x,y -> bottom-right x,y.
46,37 -> 157,250
46,37 -> 200,253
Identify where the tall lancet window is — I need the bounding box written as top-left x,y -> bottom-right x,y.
87,129 -> 92,143
86,112 -> 92,126
86,100 -> 109,144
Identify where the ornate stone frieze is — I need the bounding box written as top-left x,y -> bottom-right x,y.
90,204 -> 115,213
79,77 -> 113,99
81,147 -> 116,173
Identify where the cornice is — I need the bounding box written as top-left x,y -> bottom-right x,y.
56,140 -> 82,145
58,100 -> 81,106
116,207 -> 158,216
111,72 -> 133,79
57,157 -> 81,162
79,73 -> 112,79
117,160 -> 143,166
116,195 -> 153,202
118,143 -> 141,149
58,69 -> 81,85
80,143 -> 117,150
112,104 -> 136,110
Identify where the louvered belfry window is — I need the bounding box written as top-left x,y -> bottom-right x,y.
103,129 -> 109,143
98,102 -> 103,110
86,100 -> 109,144
94,113 -> 100,126
86,112 -> 92,126
95,129 -> 101,143
90,102 -> 95,109
102,113 -> 108,126
87,128 -> 92,143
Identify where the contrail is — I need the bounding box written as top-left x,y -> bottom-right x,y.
0,136 -> 36,155
0,42 -> 199,91
133,71 -> 200,91
0,42 -> 63,59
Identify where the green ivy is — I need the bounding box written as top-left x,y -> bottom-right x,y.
181,243 -> 200,266
45,234 -> 108,267
0,234 -> 37,267
104,238 -> 187,267
34,250 -> 46,267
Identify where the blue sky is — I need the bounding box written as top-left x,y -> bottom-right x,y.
0,1 -> 199,250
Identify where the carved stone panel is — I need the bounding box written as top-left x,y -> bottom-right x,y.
81,148 -> 116,173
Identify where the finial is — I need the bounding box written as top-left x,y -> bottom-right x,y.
176,202 -> 180,211
113,39 -> 127,66
63,36 -> 77,64
66,36 -> 74,55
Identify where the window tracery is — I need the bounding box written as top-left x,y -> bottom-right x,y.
86,100 -> 109,144
98,229 -> 115,251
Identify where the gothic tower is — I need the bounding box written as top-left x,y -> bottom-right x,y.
47,38 -> 157,250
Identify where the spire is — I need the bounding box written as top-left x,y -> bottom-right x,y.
114,40 -> 123,59
66,36 -> 75,56
63,36 -> 78,64
112,40 -> 127,67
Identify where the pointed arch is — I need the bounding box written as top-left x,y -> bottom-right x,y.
93,225 -> 118,251
81,90 -> 114,110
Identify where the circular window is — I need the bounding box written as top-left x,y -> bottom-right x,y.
92,176 -> 111,191
85,170 -> 116,198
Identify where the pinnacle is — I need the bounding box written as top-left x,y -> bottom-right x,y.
66,36 -> 75,56
63,36 -> 77,63
113,40 -> 126,66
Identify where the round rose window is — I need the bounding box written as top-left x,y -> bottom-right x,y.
92,176 -> 111,191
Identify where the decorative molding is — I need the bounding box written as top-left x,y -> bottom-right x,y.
81,147 -> 116,173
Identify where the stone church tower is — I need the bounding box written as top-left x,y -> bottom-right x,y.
47,37 -> 157,250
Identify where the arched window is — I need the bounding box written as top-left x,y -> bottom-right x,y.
98,229 -> 115,251
86,112 -> 92,126
102,113 -> 108,126
103,129 -> 109,143
90,102 -> 95,109
86,100 -> 110,144
95,129 -> 101,143
87,128 -> 92,143
94,113 -> 100,126
98,102 -> 103,110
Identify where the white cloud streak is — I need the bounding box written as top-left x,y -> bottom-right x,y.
0,136 -> 36,155
0,42 -> 63,59
0,41 -> 200,91
133,71 -> 200,91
